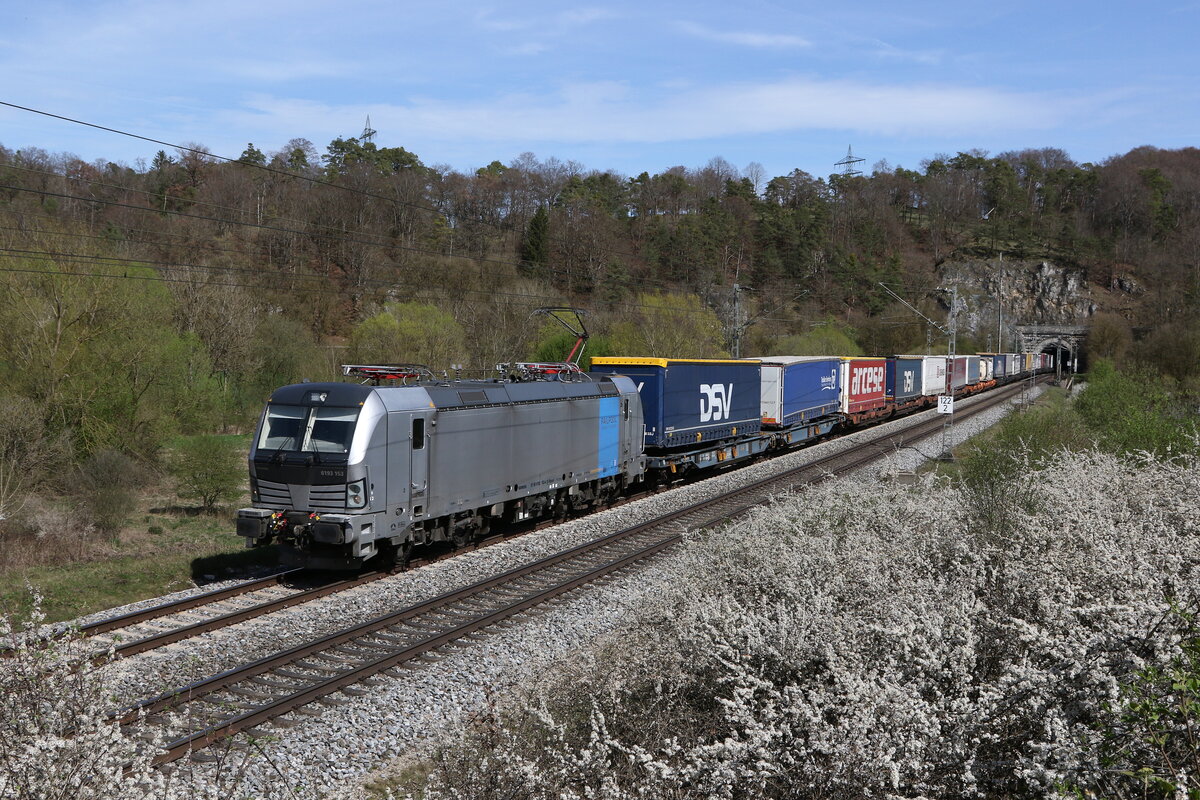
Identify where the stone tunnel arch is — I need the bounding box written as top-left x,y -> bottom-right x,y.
1033,338 -> 1077,374
1015,324 -> 1088,373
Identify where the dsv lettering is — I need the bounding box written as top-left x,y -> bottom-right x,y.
699,383 -> 734,422
850,366 -> 885,395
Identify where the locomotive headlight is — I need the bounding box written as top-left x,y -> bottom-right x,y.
346,480 -> 366,509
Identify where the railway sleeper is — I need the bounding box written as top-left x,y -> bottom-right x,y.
223,685 -> 278,701
372,631 -> 420,646
423,610 -> 476,624
314,650 -> 366,665
384,663 -> 423,674
247,675 -> 303,690
274,667 -> 329,681
355,676 -> 386,687
337,641 -> 393,656
292,705 -> 325,716
292,658 -> 345,673
454,597 -> 500,612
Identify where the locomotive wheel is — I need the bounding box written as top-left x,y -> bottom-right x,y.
380,540 -> 412,573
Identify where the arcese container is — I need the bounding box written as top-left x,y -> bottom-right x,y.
839,357 -> 888,418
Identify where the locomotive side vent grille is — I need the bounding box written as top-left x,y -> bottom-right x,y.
256,478 -> 293,506
307,485 -> 348,512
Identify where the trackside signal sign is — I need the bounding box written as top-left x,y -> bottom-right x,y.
937,395 -> 954,414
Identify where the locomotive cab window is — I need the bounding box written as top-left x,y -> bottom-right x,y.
258,405 -> 359,453
412,418 -> 425,449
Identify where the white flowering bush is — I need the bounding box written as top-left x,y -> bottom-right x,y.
0,595 -> 297,800
409,448 -> 1200,800
0,594 -> 166,800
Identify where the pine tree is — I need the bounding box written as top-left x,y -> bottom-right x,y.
520,204 -> 550,275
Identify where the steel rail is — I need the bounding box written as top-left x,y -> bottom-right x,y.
79,570 -> 304,636
104,571 -> 387,659
150,535 -> 681,763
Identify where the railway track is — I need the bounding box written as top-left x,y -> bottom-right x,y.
10,527 -> 544,662
7,378 -> 1034,669
118,378 -> 1037,765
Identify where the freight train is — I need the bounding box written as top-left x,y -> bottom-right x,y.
237,352 -> 1053,570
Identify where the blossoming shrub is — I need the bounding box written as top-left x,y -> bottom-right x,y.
0,597 -> 280,800
0,597 -> 164,800
411,449 -> 1200,799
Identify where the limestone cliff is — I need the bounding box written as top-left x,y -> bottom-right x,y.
935,257 -> 1141,346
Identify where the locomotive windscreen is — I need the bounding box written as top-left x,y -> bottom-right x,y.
258,405 -> 360,454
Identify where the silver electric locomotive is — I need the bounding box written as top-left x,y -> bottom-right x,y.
237,366 -> 645,570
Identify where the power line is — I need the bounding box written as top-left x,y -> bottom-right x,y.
0,101 -> 805,323
0,165 -> 687,294
0,250 -> 755,323
0,158 -> 406,252
0,99 -> 648,263
0,99 -> 449,219
0,181 -> 580,283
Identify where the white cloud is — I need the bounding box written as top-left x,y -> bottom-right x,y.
557,8 -> 615,26
871,40 -> 943,66
677,21 -> 810,49
236,76 -> 1076,150
473,5 -> 615,33
217,58 -> 359,83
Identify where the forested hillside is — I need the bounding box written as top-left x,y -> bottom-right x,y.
0,137 -> 1198,524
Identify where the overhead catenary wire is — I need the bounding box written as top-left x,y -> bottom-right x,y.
0,158 -> 410,252
0,100 -> 828,329
0,181 -> 788,320
0,250 -> 798,325
0,181 -> 580,285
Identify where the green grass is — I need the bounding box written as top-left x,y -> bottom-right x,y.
0,512 -> 279,624
925,384 -> 1077,480
0,432 -> 268,625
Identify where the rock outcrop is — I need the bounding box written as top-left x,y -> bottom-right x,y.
938,258 -> 1099,343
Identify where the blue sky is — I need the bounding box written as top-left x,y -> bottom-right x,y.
1,0 -> 1197,182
